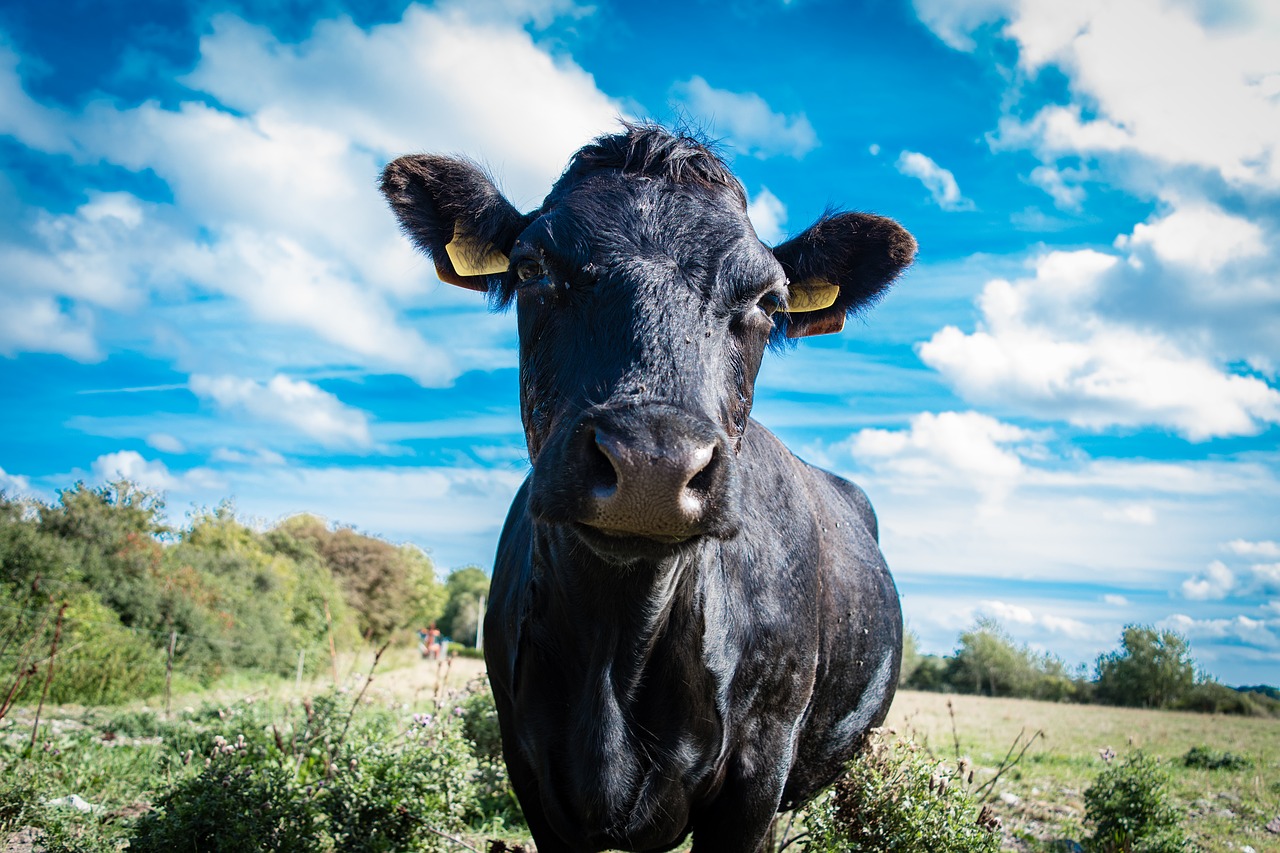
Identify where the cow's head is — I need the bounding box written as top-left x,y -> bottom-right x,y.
383,125 -> 915,562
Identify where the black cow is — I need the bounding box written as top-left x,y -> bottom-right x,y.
382,125 -> 914,853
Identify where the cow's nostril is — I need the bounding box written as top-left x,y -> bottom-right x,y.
686,444 -> 718,494
588,429 -> 620,493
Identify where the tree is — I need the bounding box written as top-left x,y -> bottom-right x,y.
949,619 -> 1035,697
1095,625 -> 1195,709
439,566 -> 490,646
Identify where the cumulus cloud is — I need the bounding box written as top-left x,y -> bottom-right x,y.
1181,560 -> 1236,600
849,410 -> 1038,484
918,0 -> 1280,190
0,4 -> 623,375
672,76 -> 818,159
90,450 -> 219,492
977,599 -> 1095,638
190,374 -> 373,448
1227,539 -> 1280,559
0,465 -> 32,495
146,433 -> 186,454
1029,164 -> 1087,210
917,248 -> 1280,439
896,150 -> 974,211
1161,612 -> 1280,650
1116,203 -> 1266,274
747,187 -> 787,244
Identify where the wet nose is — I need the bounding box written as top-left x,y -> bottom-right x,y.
579,422 -> 721,541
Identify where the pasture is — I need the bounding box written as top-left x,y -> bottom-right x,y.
2,655 -> 1277,852
888,690 -> 1280,851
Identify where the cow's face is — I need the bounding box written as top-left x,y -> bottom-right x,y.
382,128 -> 915,561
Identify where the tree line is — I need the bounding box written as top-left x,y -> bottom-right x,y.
0,480 -> 491,707
901,618 -> 1279,717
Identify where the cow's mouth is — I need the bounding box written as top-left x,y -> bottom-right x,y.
570,522 -> 699,560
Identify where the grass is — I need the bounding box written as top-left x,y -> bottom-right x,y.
887,690 -> 1280,851
3,667 -> 1278,852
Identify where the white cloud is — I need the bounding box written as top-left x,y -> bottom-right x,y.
918,248 -> 1280,439
210,447 -> 287,466
1117,202 -> 1266,274
1105,504 -> 1157,525
747,187 -> 787,244
190,374 -> 373,448
1181,559 -> 1236,600
1161,612 -> 1280,650
919,0 -> 1280,190
90,450 -> 219,492
1227,539 -> 1280,559
672,76 -> 818,159
146,433 -> 186,454
850,410 -> 1038,484
1103,594 -> 1130,606
0,466 -> 32,495
1028,164 -> 1086,210
0,4 -> 624,376
977,599 -> 1095,638
896,150 -> 974,211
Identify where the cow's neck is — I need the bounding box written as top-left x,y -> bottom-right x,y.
535,528 -> 713,699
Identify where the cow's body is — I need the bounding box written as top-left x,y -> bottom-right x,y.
381,124 -> 914,853
486,422 -> 900,852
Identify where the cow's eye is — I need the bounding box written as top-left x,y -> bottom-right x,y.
756,292 -> 783,317
516,259 -> 545,282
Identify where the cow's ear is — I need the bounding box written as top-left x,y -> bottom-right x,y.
381,155 -> 529,292
771,212 -> 916,338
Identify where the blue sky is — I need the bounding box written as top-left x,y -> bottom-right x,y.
1,0 -> 1278,685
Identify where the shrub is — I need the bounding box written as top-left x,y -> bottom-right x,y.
130,740 -> 321,853
1181,746 -> 1250,771
802,731 -> 1002,853
1083,751 -> 1187,853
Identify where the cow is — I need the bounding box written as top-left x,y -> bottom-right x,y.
381,124 -> 914,853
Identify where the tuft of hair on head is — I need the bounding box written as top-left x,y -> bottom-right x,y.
548,121 -> 747,208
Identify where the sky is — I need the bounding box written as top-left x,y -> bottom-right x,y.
0,0 -> 1277,686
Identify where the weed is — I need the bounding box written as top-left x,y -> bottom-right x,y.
800,730 -> 1002,853
1083,751 -> 1187,853
1180,746 -> 1250,771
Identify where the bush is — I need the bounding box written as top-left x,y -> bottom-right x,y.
1083,751 -> 1187,852
130,741 -> 321,853
802,731 -> 1002,853
1181,746 -> 1250,771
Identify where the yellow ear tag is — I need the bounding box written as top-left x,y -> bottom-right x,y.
444,227 -> 509,277
787,281 -> 840,313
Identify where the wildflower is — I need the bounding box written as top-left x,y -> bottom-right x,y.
1098,746 -> 1116,763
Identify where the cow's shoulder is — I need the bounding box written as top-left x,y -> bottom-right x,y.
741,421 -> 879,544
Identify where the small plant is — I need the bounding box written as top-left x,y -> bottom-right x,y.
1083,751 -> 1187,853
801,730 -> 1002,853
1181,745 -> 1250,771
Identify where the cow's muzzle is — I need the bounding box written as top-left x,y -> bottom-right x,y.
534,404 -> 736,548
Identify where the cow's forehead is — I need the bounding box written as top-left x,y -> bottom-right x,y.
534,172 -> 778,281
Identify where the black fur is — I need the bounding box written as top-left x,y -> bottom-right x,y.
381,125 -> 915,853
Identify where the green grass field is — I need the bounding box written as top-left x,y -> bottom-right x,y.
887,690 -> 1280,851
3,660 -> 1278,852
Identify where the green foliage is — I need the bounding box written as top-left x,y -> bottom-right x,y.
440,566 -> 489,646
802,732 -> 1002,853
15,594 -> 167,706
1095,626 -> 1195,709
131,744 -> 320,853
279,516 -> 442,642
899,629 -> 922,686
1083,751 -> 1187,853
1181,746 -> 1250,771
1173,680 -> 1279,717
946,619 -> 1088,702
